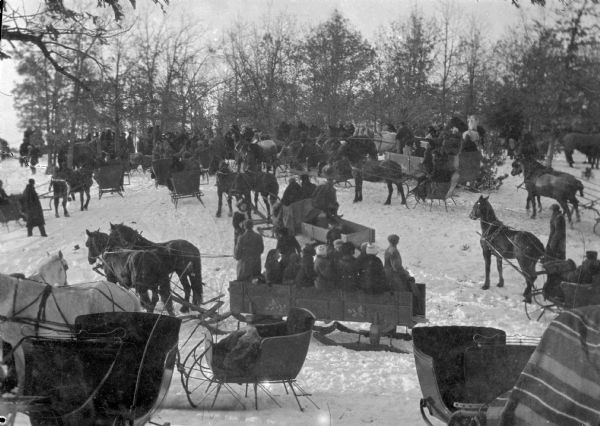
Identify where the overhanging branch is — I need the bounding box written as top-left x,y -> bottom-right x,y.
1,28 -> 91,90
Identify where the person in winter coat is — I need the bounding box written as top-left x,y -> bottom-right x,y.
337,242 -> 359,291
546,204 -> 566,261
295,245 -> 316,288
264,249 -> 282,284
281,177 -> 303,206
234,220 -> 264,281
326,224 -> 342,246
313,245 -> 336,290
384,234 -> 409,292
275,226 -> 301,271
232,204 -> 247,254
312,174 -> 339,219
213,326 -> 262,376
28,145 -> 40,174
358,244 -> 388,294
395,122 -> 414,154
299,174 -> 316,200
282,252 -> 301,285
22,179 -> 47,237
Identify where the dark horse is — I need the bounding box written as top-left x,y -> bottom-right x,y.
562,132 -> 600,168
360,159 -> 408,206
511,156 -> 583,224
108,223 -> 203,311
49,166 -> 94,217
277,141 -> 328,174
215,161 -> 279,219
238,133 -> 279,174
323,136 -> 394,203
85,230 -> 174,315
469,196 -> 545,303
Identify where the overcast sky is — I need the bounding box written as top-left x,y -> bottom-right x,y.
0,0 -> 545,147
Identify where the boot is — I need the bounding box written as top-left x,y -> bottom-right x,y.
39,226 -> 47,237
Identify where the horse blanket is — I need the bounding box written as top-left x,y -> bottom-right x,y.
486,306 -> 600,426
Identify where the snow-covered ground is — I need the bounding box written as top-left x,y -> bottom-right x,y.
1,152 -> 598,425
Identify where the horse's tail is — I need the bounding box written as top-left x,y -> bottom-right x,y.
190,252 -> 203,305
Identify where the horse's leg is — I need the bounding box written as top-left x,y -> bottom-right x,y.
216,189 -> 223,217
536,195 -> 542,212
262,193 -> 271,219
482,249 -> 492,290
245,193 -> 252,219
496,256 -> 504,287
354,170 -> 363,203
13,345 -> 25,395
84,188 -> 90,210
190,259 -> 203,306
530,192 -> 537,219
517,259 -> 536,304
253,190 -> 259,213
227,194 -> 233,217
384,181 -> 392,205
158,277 -> 174,316
53,196 -> 60,218
178,272 -> 191,313
79,191 -> 84,211
396,182 -> 407,206
62,194 -> 69,217
571,198 -> 581,222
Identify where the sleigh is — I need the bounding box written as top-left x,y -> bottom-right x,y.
413,326 -> 537,424
229,280 -> 426,347
94,164 -> 125,199
0,312 -> 181,426
168,169 -> 204,209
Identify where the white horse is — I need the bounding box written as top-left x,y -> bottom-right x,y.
0,265 -> 142,393
27,250 -> 69,286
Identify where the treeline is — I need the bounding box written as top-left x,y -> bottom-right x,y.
11,1 -> 600,143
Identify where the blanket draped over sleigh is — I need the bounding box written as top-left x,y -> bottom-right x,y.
486,306 -> 600,426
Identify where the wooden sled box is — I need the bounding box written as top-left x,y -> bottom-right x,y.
301,217 -> 375,248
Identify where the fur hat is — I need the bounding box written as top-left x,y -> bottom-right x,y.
550,204 -> 561,212
243,219 -> 254,230
365,243 -> 378,255
322,165 -> 335,179
333,239 -> 344,249
388,234 -> 400,245
237,200 -> 248,212
28,178 -> 35,185
316,245 -> 328,256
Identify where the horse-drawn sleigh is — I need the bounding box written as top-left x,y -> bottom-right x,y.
0,270 -> 181,426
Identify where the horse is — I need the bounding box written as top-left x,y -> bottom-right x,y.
48,176 -> 70,218
9,250 -> 69,286
66,167 -> 93,211
0,271 -> 142,394
239,136 -> 279,174
85,230 -> 174,315
321,136 -> 380,203
233,169 -> 279,220
511,156 -> 583,224
107,223 -> 203,310
360,159 -> 408,206
469,196 -> 545,303
562,132 -> 600,168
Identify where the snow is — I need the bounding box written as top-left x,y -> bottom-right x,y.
1,152 -> 598,425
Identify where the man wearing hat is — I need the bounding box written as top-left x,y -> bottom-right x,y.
281,177 -> 303,206
545,204 -> 566,261
22,178 -> 47,237
232,202 -> 247,255
234,219 -> 264,281
299,174 -> 316,200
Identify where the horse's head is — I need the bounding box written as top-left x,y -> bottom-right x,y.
469,195 -> 491,220
36,250 -> 69,286
109,223 -> 133,245
511,159 -> 523,176
86,229 -> 110,264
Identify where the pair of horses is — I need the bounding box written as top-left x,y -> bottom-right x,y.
511,156 -> 583,224
215,162 -> 280,219
86,224 -> 203,314
0,252 -> 141,393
